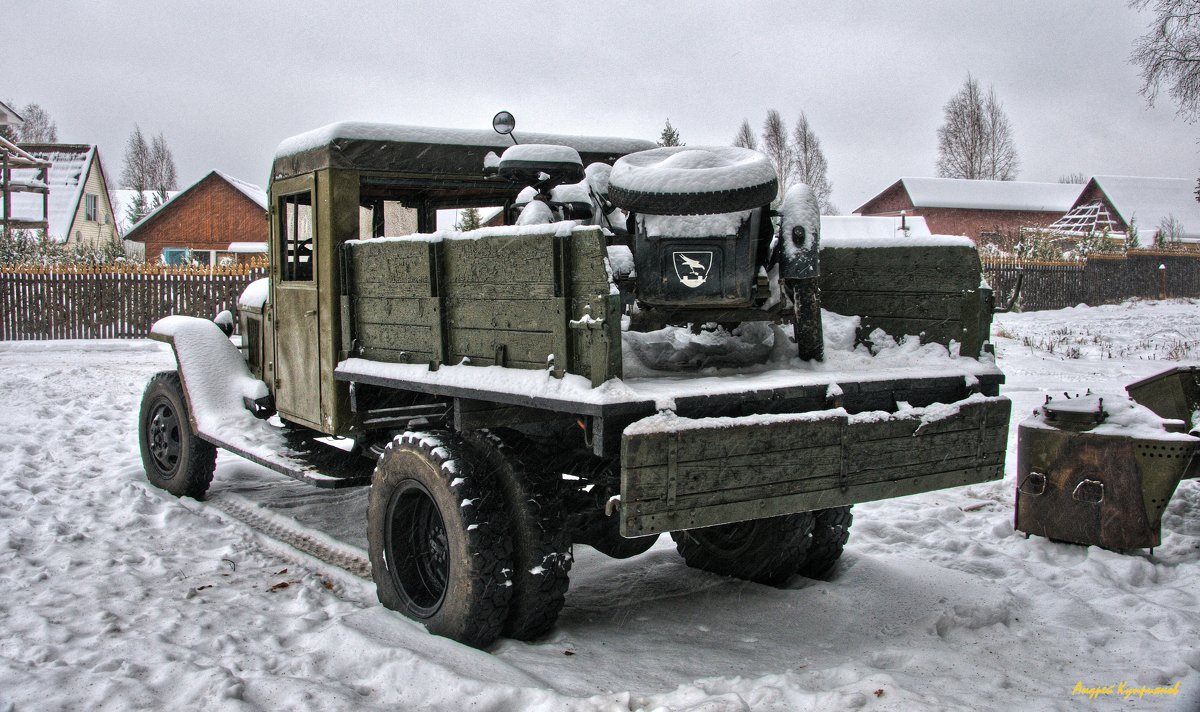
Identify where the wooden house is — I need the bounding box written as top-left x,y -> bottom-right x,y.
122,171 -> 267,265
3,143 -> 120,247
1051,176 -> 1200,244
855,177 -> 1083,245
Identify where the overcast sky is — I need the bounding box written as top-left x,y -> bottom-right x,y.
7,1 -> 1196,212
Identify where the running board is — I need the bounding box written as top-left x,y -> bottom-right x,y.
200,432 -> 372,489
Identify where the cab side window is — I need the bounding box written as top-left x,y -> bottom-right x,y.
279,192 -> 314,281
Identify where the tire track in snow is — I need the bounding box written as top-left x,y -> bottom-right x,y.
207,493 -> 372,579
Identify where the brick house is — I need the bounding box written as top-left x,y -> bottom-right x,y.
1052,176 -> 1200,244
3,143 -> 121,247
855,177 -> 1083,244
123,171 -> 267,265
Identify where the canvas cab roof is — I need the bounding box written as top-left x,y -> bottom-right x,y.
271,121 -> 655,185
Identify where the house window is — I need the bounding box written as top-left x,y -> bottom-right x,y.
162,248 -> 190,265
279,192 -> 314,281
85,194 -> 97,222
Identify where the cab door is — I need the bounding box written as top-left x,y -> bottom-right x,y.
271,174 -> 322,429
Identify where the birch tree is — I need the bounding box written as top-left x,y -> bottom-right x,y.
936,75 -> 1019,180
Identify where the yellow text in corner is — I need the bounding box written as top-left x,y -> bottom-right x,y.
1071,681 -> 1181,700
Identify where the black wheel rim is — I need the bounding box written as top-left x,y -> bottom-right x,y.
146,397 -> 181,478
386,480 -> 449,618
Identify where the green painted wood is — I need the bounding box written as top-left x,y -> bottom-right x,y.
344,226 -> 621,384
628,450 -> 1004,518
623,464 -> 1003,536
620,397 -> 1011,535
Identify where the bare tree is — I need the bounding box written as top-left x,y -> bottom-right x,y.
1059,172 -> 1089,184
1130,0 -> 1200,121
17,103 -> 58,143
1156,213 -> 1186,245
936,75 -> 1019,180
121,126 -> 153,225
148,132 -> 178,206
761,110 -> 793,200
791,112 -> 836,214
733,119 -> 758,150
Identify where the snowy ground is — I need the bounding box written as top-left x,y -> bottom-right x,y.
0,299 -> 1198,711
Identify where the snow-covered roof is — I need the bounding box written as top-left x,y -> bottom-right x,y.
111,190 -> 180,233
820,215 -> 932,245
214,170 -> 267,209
227,242 -> 267,253
3,144 -> 96,240
0,100 -> 23,126
272,121 -> 656,181
1088,175 -> 1200,240
276,121 -> 655,160
860,177 -> 1083,213
124,171 -> 268,241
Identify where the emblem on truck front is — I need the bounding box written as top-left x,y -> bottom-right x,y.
673,252 -> 712,288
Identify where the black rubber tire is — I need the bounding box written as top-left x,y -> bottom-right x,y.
138,370 -> 216,499
589,527 -> 660,559
463,430 -> 572,641
787,278 -> 824,362
796,506 -> 853,580
671,512 -> 815,586
608,146 -> 778,216
368,432 -> 512,648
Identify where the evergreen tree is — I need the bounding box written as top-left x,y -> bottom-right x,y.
657,118 -> 684,147
732,118 -> 758,150
791,112 -> 836,214
458,207 -> 482,231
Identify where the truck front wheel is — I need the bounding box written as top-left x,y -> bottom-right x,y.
368,432 -> 513,648
670,512 -> 815,586
138,371 -> 216,499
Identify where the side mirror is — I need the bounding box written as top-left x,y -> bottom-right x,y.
492,111 -> 517,142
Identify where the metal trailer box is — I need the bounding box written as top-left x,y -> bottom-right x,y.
1015,394 -> 1198,550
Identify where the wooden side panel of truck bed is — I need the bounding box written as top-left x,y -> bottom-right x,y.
343,226 -> 622,387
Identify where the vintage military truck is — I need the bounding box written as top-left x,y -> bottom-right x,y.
139,119 -> 1010,648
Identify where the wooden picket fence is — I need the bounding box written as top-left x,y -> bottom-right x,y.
0,261 -> 268,340
983,250 -> 1200,311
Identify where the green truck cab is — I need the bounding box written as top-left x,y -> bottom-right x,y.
142,120 -> 1009,648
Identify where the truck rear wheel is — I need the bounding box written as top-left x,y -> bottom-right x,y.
796,506 -> 853,579
670,512 -> 815,586
368,432 -> 512,648
138,371 -> 216,499
464,430 -> 572,641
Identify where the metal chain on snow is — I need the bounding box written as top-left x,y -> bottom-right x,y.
210,496 -> 372,579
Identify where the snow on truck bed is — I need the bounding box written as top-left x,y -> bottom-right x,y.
336,311 -> 1000,413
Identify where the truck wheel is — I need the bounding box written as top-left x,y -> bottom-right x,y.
464,430 -> 572,641
588,526 -> 660,559
670,512 -> 815,586
608,146 -> 779,215
796,506 -> 853,579
787,278 -> 824,362
368,432 -> 512,648
138,371 -> 216,499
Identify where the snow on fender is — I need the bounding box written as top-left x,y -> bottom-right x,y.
608,145 -> 778,215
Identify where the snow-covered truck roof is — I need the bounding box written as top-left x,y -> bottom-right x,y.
271,121 -> 655,182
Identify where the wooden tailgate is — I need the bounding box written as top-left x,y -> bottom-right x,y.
620,396 -> 1010,536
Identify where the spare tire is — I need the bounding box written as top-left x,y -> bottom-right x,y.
608,146 -> 778,215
